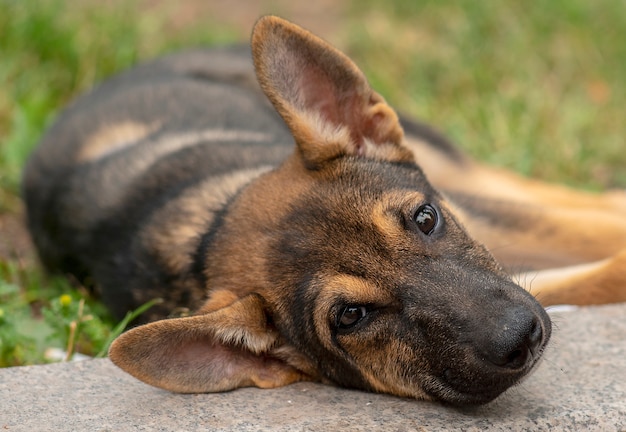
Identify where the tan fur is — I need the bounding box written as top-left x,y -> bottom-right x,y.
78,121 -> 159,162
358,339 -> 432,400
371,191 -> 427,240
520,250 -> 626,305
141,166 -> 274,275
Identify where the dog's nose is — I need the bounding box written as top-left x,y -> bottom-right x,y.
485,307 -> 543,370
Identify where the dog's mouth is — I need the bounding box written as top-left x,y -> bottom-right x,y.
424,327 -> 550,406
429,363 -> 539,405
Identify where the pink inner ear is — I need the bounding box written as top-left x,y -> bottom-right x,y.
162,335 -> 288,390
297,63 -> 374,149
298,65 -> 342,124
180,338 -> 254,379
176,338 -> 229,366
296,59 -> 402,154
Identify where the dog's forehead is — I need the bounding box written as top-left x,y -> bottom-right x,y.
315,157 -> 438,203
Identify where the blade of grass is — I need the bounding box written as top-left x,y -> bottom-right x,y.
96,298 -> 164,358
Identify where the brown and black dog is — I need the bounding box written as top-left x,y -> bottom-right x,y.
23,16 -> 626,405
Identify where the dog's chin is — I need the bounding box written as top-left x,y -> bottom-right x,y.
424,359 -> 543,406
426,381 -> 509,406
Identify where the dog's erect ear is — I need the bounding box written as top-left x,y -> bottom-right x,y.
251,16 -> 413,168
108,294 -> 306,393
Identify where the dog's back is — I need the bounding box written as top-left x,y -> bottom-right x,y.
23,47 -> 298,319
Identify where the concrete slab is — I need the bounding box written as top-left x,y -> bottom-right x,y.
1,304 -> 625,431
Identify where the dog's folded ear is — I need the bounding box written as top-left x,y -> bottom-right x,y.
108,294 -> 307,393
252,16 -> 414,169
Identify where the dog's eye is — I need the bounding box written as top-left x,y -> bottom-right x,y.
414,204 -> 438,235
337,306 -> 367,329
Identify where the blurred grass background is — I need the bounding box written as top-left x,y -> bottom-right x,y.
1,0 -> 625,366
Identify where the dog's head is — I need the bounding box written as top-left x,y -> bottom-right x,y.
109,16 -> 551,405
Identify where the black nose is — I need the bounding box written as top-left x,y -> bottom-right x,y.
485,307 -> 544,370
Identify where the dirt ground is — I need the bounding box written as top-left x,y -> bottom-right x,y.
0,1 -> 347,263
0,207 -> 31,260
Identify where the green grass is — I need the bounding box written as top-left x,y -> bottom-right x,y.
1,0 -> 625,367
346,0 -> 626,189
0,0 -> 238,201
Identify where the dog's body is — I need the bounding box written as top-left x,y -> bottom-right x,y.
23,17 -> 626,405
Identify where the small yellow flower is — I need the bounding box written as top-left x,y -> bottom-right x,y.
59,294 -> 72,307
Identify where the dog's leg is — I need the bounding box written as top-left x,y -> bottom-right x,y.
471,165 -> 626,214
517,249 -> 626,306
449,195 -> 626,271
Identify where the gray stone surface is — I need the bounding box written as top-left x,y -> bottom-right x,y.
1,304 -> 625,431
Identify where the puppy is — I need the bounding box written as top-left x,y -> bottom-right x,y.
24,16 -> 625,405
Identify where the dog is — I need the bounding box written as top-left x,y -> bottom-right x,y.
22,16 -> 626,406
